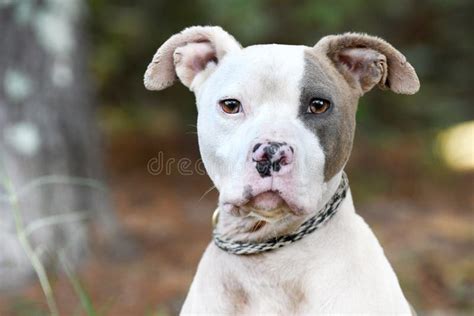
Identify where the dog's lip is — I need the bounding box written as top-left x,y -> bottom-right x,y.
244,191 -> 285,210
222,190 -> 304,216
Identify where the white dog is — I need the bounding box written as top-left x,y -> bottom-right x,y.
145,26 -> 419,315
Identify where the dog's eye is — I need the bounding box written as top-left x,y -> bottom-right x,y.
307,98 -> 331,114
219,99 -> 242,114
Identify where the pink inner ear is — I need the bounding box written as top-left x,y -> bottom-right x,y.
175,41 -> 217,72
337,48 -> 387,93
338,50 -> 359,71
338,48 -> 378,73
173,41 -> 218,88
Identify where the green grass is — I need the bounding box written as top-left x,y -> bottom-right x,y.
60,252 -> 99,316
0,156 -> 103,316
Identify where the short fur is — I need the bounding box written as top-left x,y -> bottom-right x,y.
144,26 -> 419,315
315,32 -> 420,95
299,50 -> 357,181
144,26 -> 241,91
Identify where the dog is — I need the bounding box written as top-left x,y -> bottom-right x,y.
144,26 -> 419,315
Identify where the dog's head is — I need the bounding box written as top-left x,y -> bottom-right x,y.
145,26 -> 419,236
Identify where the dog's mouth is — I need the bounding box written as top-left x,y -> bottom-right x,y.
235,191 -> 295,221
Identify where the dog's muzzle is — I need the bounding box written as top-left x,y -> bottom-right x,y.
212,172 -> 349,255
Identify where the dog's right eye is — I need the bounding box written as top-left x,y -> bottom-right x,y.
219,99 -> 242,114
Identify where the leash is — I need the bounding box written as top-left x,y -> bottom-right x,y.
212,172 -> 349,255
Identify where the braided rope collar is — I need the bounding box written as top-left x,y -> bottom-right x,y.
212,172 -> 349,255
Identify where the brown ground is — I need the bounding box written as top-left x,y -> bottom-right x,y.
0,132 -> 473,315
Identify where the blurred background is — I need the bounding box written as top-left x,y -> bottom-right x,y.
0,0 -> 472,315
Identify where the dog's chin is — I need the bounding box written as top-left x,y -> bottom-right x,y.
239,191 -> 293,221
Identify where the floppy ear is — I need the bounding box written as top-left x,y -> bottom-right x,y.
314,33 -> 420,95
144,26 -> 241,91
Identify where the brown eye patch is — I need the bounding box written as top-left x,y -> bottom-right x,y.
298,50 -> 357,181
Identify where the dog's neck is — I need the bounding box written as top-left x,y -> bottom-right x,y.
215,171 -> 345,243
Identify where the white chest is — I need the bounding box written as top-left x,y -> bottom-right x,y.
181,200 -> 411,315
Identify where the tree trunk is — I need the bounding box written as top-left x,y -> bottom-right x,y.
0,1 -> 120,289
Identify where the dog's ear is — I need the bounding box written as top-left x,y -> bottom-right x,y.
144,26 -> 241,91
314,33 -> 419,96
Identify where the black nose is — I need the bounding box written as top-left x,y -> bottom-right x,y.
252,141 -> 294,177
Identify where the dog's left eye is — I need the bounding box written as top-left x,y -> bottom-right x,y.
219,99 -> 242,114
307,98 -> 331,114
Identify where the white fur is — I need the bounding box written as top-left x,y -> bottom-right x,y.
184,44 -> 411,314
181,191 -> 411,314
144,26 -> 413,315
196,45 -> 329,234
